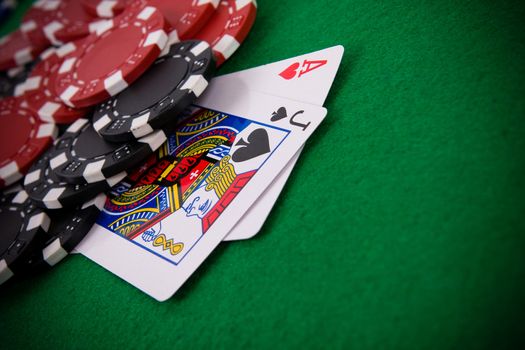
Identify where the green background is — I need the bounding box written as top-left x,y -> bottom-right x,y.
1,0 -> 524,348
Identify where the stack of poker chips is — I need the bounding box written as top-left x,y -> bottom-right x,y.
0,0 -> 257,286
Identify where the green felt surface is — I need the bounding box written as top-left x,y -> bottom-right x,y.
1,0 -> 525,348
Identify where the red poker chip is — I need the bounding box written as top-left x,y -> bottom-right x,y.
145,0 -> 219,40
0,29 -> 47,71
81,0 -> 127,18
21,0 -> 55,47
21,0 -> 101,46
15,44 -> 91,124
54,5 -> 169,108
194,0 -> 257,67
0,97 -> 58,189
51,0 -> 101,44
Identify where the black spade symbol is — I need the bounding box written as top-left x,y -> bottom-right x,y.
271,107 -> 288,122
232,128 -> 271,162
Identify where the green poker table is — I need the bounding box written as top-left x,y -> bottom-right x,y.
1,1 -> 524,348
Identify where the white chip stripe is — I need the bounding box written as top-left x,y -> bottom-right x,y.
98,1 -> 118,17
40,47 -> 57,60
0,162 -> 21,187
204,0 -> 220,7
60,86 -> 79,107
236,0 -> 257,10
58,57 -> 76,74
16,76 -> 42,96
21,20 -> 37,33
42,212 -> 51,231
131,111 -> 152,129
43,188 -> 67,209
43,238 -> 67,266
56,42 -> 76,57
131,113 -> 154,139
13,79 -> 31,97
27,212 -> 50,232
84,159 -> 107,183
104,70 -> 128,96
93,114 -> 112,132
90,19 -> 114,35
13,84 -> 25,97
180,75 -> 208,97
13,190 -> 28,204
68,118 -> 89,133
43,21 -> 64,45
24,76 -> 42,91
139,130 -> 167,151
190,41 -> 210,57
0,162 -> 18,178
24,168 -> 41,185
39,102 -> 61,121
37,123 -> 58,139
131,112 -> 150,129
14,47 -> 32,66
50,152 -> 68,169
159,30 -> 180,57
7,66 -> 23,77
213,34 -> 240,60
137,6 -> 155,20
0,259 -> 14,285
144,29 -> 168,50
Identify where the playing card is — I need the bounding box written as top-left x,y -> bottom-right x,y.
214,45 -> 344,107
217,45 -> 344,240
76,88 -> 327,301
70,45 -> 343,256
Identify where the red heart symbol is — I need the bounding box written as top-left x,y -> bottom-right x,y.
279,62 -> 300,80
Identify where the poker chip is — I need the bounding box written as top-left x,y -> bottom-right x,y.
82,0 -> 220,49
15,44 -> 91,124
24,146 -> 126,209
49,118 -> 166,185
0,189 -> 50,285
194,0 -> 257,67
0,97 -> 58,189
54,5 -> 169,108
93,40 -> 215,142
33,193 -> 106,267
21,0 -> 99,46
45,0 -> 99,45
0,29 -> 47,71
145,0 -> 220,41
21,0 -> 58,47
81,0 -> 126,18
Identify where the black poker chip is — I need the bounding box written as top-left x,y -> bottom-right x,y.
92,40 -> 215,142
24,146 -> 126,210
48,118 -> 167,185
0,189 -> 50,285
27,193 -> 106,269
